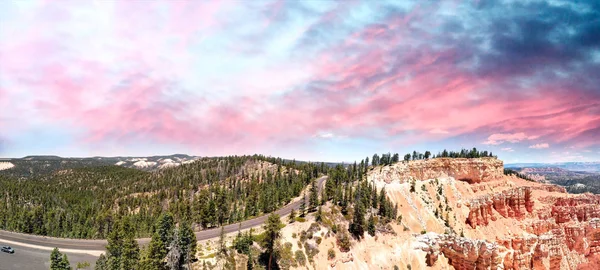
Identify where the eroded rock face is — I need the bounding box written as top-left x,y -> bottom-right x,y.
418,234 -> 502,270
550,195 -> 600,224
466,187 -> 534,228
418,229 -> 593,270
368,157 -> 504,184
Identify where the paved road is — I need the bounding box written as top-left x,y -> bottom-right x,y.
0,240 -> 98,270
0,176 -> 326,269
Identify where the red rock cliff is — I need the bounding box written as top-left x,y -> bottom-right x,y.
369,157 -> 504,184
466,187 -> 534,228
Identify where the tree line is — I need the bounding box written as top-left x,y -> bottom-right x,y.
370,148 -> 496,166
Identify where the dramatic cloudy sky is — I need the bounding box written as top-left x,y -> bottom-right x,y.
0,0 -> 598,163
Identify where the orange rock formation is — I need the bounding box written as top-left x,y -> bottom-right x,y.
367,157 -> 600,269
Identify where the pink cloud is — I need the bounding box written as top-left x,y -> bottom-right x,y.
529,143 -> 550,149
1,0 -> 598,158
483,132 -> 535,145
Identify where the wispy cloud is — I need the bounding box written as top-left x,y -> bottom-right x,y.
483,133 -> 538,145
430,128 -> 449,134
529,143 -> 550,149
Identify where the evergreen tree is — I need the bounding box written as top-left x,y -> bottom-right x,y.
349,201 -> 365,239
142,214 -> 175,270
233,224 -> 253,255
288,209 -> 296,223
378,187 -> 388,217
372,154 -> 379,166
143,232 -> 167,270
178,222 -> 197,267
367,215 -> 376,236
50,247 -> 62,270
263,213 -> 284,270
104,218 -> 140,270
50,247 -> 71,270
309,178 -> 318,212
299,192 -> 306,217
157,213 -> 175,249
95,254 -> 108,270
316,205 -> 323,222
371,187 -> 378,209
60,254 -> 71,270
120,218 -> 141,270
106,221 -> 124,270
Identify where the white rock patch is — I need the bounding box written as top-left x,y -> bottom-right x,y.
0,162 -> 15,171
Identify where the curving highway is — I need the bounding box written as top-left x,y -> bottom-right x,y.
0,176 -> 326,269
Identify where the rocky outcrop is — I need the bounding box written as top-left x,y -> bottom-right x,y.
532,184 -> 567,193
551,195 -> 600,224
418,234 -> 503,269
366,156 -> 600,269
0,162 -> 14,171
417,229 -> 593,270
368,157 -> 504,184
466,187 -> 534,228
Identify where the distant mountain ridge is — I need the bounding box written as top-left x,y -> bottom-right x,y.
0,154 -> 199,177
509,165 -> 600,194
506,161 -> 600,172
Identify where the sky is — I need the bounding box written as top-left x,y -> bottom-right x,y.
0,0 -> 599,163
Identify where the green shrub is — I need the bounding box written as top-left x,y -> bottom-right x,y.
278,242 -> 295,269
300,230 -> 308,242
420,230 -> 427,234
295,250 -> 306,266
315,236 -> 322,245
252,231 -> 266,246
336,231 -> 351,252
304,243 -> 319,261
76,261 -> 90,269
328,248 -> 336,260
292,232 -> 297,239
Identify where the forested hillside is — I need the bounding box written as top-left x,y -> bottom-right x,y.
0,154 -> 197,177
0,158 -> 114,177
0,155 -> 326,239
